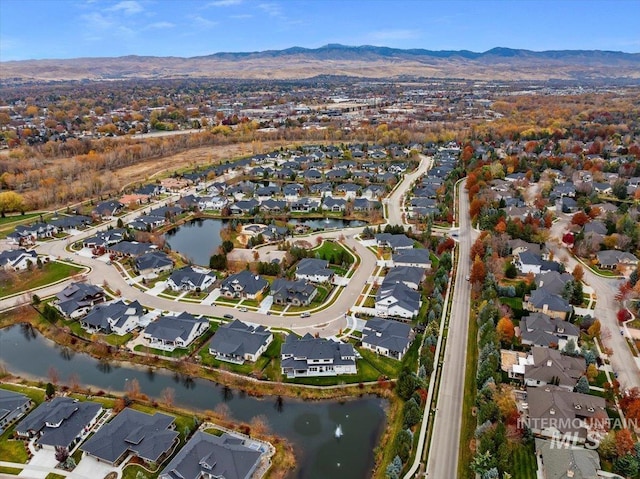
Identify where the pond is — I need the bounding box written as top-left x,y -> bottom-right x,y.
0,325 -> 387,479
164,218 -> 227,266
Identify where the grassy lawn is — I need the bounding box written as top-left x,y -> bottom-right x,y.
511,442 -> 537,479
0,212 -> 43,227
313,240 -> 354,266
592,370 -> 608,388
199,334 -> 282,377
0,262 -> 84,298
0,466 -> 23,475
134,344 -> 191,358
45,474 -> 66,479
499,296 -> 524,319
358,348 -> 403,378
103,332 -> 134,347
0,429 -> 29,463
0,384 -> 45,404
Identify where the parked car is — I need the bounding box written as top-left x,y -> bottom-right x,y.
300,312 -> 311,318
223,314 -> 234,319
239,307 -> 248,312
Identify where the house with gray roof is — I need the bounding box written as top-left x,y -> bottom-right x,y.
0,248 -> 38,271
295,258 -> 335,283
270,279 -> 317,306
335,183 -> 361,199
83,228 -> 127,248
519,312 -> 579,349
81,408 -> 178,466
353,198 -> 380,213
375,282 -> 421,320
322,197 -> 346,212
281,333 -> 357,378
289,197 -> 320,213
15,397 -> 102,451
208,320 -> 273,364
535,438 -> 602,479
382,266 -> 426,290
219,270 -> 268,300
525,288 -> 573,320
229,199 -> 259,215
596,250 -> 639,270
362,318 -> 414,360
535,271 -> 573,296
143,312 -> 209,351
260,198 -> 287,212
135,251 -> 174,278
375,233 -> 414,251
107,241 -> 155,258
0,389 -> 32,432
93,200 -> 124,218
391,249 -> 431,269
54,282 -> 105,319
7,222 -> 58,246
50,215 -> 93,232
80,299 -> 144,336
158,431 -> 264,479
524,386 -> 606,442
167,266 -> 216,292
522,347 -> 585,390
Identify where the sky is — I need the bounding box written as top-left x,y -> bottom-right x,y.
1,0 -> 639,61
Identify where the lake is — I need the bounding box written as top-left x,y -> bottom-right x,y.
0,324 -> 387,479
164,218 -> 226,266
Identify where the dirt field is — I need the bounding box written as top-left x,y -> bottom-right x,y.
113,139 -> 295,190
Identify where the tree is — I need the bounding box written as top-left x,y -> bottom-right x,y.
598,431 -> 617,460
563,339 -> 578,356
55,446 -> 69,464
0,191 -> 26,217
575,376 -> 590,394
402,398 -> 422,428
572,264 -> 584,282
496,317 -> 515,344
470,255 -> 487,285
586,364 -> 599,382
161,387 -> 175,408
396,369 -> 420,400
614,454 -> 639,477
393,429 -> 413,462
571,211 -> 590,227
504,262 -> 517,279
45,382 -> 55,398
587,319 -> 601,338
616,429 -> 635,457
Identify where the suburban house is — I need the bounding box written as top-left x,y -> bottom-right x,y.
322,197 -> 347,212
281,333 -> 357,378
83,228 -> 127,248
15,397 -> 102,452
361,318 -> 414,360
208,320 -> 273,364
504,347 -> 585,390
81,408 -> 178,466
54,282 -> 105,319
513,251 -> 560,275
229,199 -> 259,215
534,438 -> 602,479
80,299 -> 145,335
381,266 -> 425,290
166,266 -> 216,292
142,312 -> 209,351
290,198 -> 320,212
375,233 -> 414,251
519,312 -> 579,349
93,200 -> 124,218
158,431 -> 265,479
270,279 -> 317,306
107,241 -> 155,258
375,282 -> 421,319
219,270 -> 268,300
134,251 -> 174,278
295,258 -> 335,283
0,248 -> 38,271
596,250 -> 639,270
535,271 -> 573,296
50,215 -> 93,232
524,385 -> 606,443
391,249 -> 432,269
524,288 -> 573,320
7,223 -> 58,245
0,389 -> 32,431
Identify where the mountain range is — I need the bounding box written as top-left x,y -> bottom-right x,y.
2,44 -> 639,83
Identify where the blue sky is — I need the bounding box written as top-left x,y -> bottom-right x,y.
1,0 -> 639,61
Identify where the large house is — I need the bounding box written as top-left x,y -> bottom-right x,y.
134,251 -> 174,278
15,397 -> 102,452
80,299 -> 145,336
158,431 -> 265,479
7,223 -> 58,245
281,333 -> 357,378
81,408 -> 179,466
596,250 -> 639,270
503,347 -> 585,390
381,266 -> 425,290
0,248 -> 38,271
375,282 -> 421,319
219,270 -> 268,300
143,312 -> 209,351
361,318 -> 414,360
519,312 -> 579,349
270,279 -> 317,306
166,266 -> 216,292
295,258 -> 335,283
208,320 -> 273,364
524,288 -> 573,320
391,249 -> 431,269
534,438 -> 601,479
54,282 -> 105,319
375,233 -> 414,251
0,389 -> 32,430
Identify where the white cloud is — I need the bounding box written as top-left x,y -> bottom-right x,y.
80,11 -> 114,30
145,21 -> 175,30
108,1 -> 144,15
258,2 -> 282,17
230,14 -> 253,19
207,0 -> 242,6
189,15 -> 218,29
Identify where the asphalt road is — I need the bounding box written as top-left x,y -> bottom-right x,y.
2,154 -> 433,338
385,155 -> 432,226
425,179 -> 473,478
548,216 -> 640,390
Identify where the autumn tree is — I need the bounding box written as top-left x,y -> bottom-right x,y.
0,191 -> 26,217
572,264 -> 584,282
616,429 -> 635,457
587,319 -> 601,339
161,387 -> 175,408
571,211 -> 590,227
496,317 -> 515,344
470,255 -> 487,286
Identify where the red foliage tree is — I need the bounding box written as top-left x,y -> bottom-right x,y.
571,211 -> 590,226
617,309 -> 632,323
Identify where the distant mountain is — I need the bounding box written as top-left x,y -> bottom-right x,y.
2,44 -> 639,83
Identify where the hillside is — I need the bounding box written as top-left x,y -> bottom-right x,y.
2,44 -> 639,83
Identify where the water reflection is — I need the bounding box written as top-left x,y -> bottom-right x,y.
19,323 -> 36,341
59,347 -> 74,361
96,359 -> 112,374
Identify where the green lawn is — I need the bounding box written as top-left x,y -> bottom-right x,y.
0,212 -> 43,226
0,466 -> 23,475
511,442 -> 537,479
199,334 -> 282,377
45,474 -> 66,479
313,240 -> 354,266
103,332 -> 134,347
0,262 -> 84,298
499,296 -> 524,319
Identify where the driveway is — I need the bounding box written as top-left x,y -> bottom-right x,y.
19,448 -> 58,478
68,455 -> 119,479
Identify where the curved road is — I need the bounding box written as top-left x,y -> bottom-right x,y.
3,155 -> 433,339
